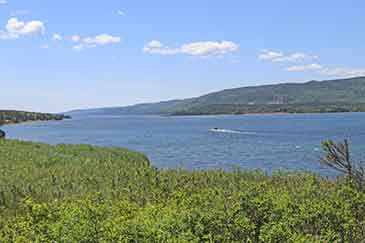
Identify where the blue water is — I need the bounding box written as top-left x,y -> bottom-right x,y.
3,113 -> 365,175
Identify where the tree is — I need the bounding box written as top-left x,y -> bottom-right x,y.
321,139 -> 365,189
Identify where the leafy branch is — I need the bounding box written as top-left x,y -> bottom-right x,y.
321,139 -> 365,189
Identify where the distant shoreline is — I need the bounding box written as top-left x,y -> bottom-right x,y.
1,117 -> 70,126
170,103 -> 365,116
69,110 -> 365,118
170,111 -> 290,117
0,110 -> 71,126
171,110 -> 365,117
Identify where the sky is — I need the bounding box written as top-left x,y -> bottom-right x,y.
1,0 -> 365,112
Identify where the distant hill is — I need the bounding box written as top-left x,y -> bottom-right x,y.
69,76 -> 365,115
68,99 -> 194,116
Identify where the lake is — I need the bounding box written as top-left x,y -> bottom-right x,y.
4,112 -> 365,175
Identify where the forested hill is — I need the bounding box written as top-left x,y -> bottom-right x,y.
0,110 -> 70,125
69,76 -> 365,115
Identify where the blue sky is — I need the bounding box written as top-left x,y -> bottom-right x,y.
1,0 -> 365,112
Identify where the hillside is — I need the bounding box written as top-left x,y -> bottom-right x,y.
69,76 -> 365,115
1,139 -> 365,242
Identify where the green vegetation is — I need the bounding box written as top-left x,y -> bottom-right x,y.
0,139 -> 365,242
0,110 -> 70,125
173,102 -> 365,115
71,76 -> 365,115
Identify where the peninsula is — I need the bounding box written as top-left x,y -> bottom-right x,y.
0,110 -> 70,125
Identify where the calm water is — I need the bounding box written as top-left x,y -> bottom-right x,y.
4,113 -> 365,175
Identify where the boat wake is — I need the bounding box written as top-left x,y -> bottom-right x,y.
209,128 -> 258,135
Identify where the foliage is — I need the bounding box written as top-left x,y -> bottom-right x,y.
0,140 -> 365,242
0,110 -> 69,125
173,103 -> 365,116
321,140 -> 365,189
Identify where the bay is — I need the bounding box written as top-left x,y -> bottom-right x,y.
4,112 -> 365,175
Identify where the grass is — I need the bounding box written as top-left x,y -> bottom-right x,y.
0,139 -> 364,242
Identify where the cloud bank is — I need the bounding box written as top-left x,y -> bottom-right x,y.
286,63 -> 365,78
259,49 -> 365,78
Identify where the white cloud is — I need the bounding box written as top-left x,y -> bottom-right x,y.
117,10 -> 125,16
0,0 -> 7,5
73,44 -> 84,52
285,62 -> 365,78
0,18 -> 44,40
0,31 -> 17,39
40,44 -> 49,49
83,34 -> 121,45
259,49 -> 365,78
143,40 -> 179,55
320,67 -> 365,78
71,35 -> 81,42
5,18 -> 44,38
276,53 -> 319,62
52,33 -> 62,41
72,34 -> 121,51
259,50 -> 318,62
143,40 -> 239,56
181,41 -> 239,56
146,40 -> 163,48
258,50 -> 283,61
286,63 -> 323,72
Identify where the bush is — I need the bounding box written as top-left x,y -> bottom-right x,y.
0,140 -> 365,242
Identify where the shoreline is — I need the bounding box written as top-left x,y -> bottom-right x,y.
169,110 -> 365,117
1,117 -> 70,126
0,110 -> 71,127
